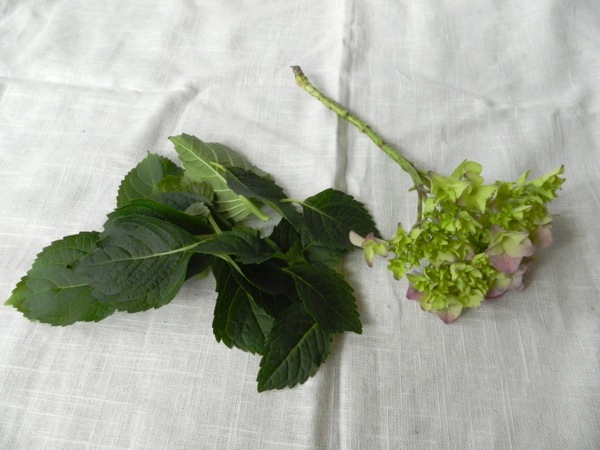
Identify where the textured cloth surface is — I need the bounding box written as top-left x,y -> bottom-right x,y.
1,1 -> 599,449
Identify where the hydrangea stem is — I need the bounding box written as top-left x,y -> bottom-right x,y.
291,66 -> 429,222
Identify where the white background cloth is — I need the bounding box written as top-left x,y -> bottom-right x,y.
1,1 -> 599,448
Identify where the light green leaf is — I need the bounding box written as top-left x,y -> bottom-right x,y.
5,232 -> 114,325
76,216 -> 199,312
180,179 -> 215,201
169,134 -> 268,222
257,304 -> 332,392
225,166 -> 304,228
184,202 -> 211,218
116,153 -> 183,207
156,175 -> 184,193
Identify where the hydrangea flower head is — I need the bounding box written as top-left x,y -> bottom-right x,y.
351,162 -> 564,323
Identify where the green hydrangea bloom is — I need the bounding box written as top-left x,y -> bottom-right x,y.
352,162 -> 564,323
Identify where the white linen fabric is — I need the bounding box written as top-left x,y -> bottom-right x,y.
1,1 -> 599,448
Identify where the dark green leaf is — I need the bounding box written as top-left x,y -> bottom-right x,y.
301,188 -> 377,250
244,287 -> 297,319
224,166 -> 285,202
257,304 -> 332,392
152,191 -> 213,211
284,263 -> 362,334
5,232 -> 114,325
194,229 -> 275,264
107,197 -> 213,235
212,259 -> 273,354
237,259 -> 294,296
230,263 -> 297,318
185,253 -> 213,279
76,216 -> 199,312
116,153 -> 183,207
301,230 -> 346,267
269,218 -> 302,254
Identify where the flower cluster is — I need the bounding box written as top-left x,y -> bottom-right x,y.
352,161 -> 564,323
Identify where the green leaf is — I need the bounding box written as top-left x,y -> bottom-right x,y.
225,166 -> 305,227
152,191 -> 213,211
5,232 -> 114,325
212,259 -> 274,354
156,176 -> 216,203
76,216 -> 199,312
284,263 -> 362,334
301,188 -> 377,250
302,242 -> 345,267
180,178 -> 215,201
169,134 -> 268,222
194,229 -> 276,264
224,166 -> 285,202
107,197 -> 213,235
184,202 -> 211,218
116,153 -> 183,207
257,303 -> 332,392
156,175 -> 184,193
269,218 -> 302,254
237,259 -> 295,296
185,254 -> 214,279
232,261 -> 298,318
300,231 -> 345,267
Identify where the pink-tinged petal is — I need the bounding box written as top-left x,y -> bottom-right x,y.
502,233 -> 536,257
508,264 -> 528,291
406,285 -> 422,301
508,272 -> 525,291
487,264 -> 526,298
519,241 -> 537,258
532,226 -> 553,250
485,288 -> 507,299
488,253 -> 522,274
349,231 -> 365,247
431,303 -> 463,324
486,273 -> 511,298
490,224 -> 503,236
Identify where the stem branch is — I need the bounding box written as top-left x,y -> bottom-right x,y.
291,66 -> 429,222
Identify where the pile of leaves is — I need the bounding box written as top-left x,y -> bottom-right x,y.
5,134 -> 377,392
